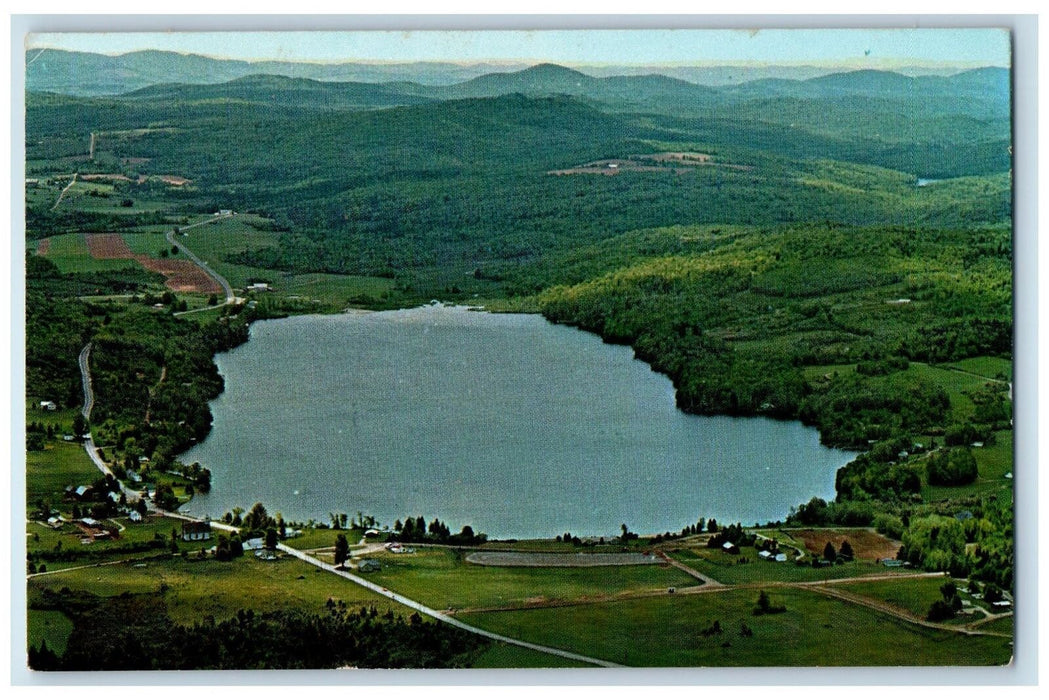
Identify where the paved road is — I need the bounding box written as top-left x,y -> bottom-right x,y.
277,544 -> 622,668
167,215 -> 237,314
78,343 -> 94,421
51,172 -> 77,211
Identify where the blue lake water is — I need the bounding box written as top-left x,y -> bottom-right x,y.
180,305 -> 854,539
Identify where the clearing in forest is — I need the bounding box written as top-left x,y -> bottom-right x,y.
85,233 -> 221,294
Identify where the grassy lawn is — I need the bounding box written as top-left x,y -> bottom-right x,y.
281,527 -> 365,551
28,551 -> 414,627
667,546 -> 905,585
364,547 -> 697,611
457,587 -> 1013,666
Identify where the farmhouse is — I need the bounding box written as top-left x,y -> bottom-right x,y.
181,519 -> 212,542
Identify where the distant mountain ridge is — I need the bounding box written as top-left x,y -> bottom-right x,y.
26,48 -> 1006,97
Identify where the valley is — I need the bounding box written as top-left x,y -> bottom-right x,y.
22,46 -> 1014,671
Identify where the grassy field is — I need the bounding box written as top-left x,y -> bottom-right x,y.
945,357 -> 1012,380
55,180 -> 172,214
363,547 -> 698,611
457,587 -> 1013,666
277,272 -> 396,307
28,551 -> 413,624
923,429 -> 1013,502
667,546 -> 910,585
469,641 -> 592,668
120,231 -> 173,257
39,233 -> 135,274
176,217 -> 281,288
25,440 -> 102,514
26,552 -> 418,656
173,218 -> 396,306
975,615 -> 1015,636
834,576 -> 966,623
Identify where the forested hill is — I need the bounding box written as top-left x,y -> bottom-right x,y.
28,59 -> 1010,179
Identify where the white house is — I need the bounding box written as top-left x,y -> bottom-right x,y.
39,400 -> 57,411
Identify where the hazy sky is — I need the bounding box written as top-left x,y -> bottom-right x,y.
26,28 -> 1011,67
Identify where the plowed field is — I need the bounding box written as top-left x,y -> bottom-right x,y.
85,233 -> 220,294
786,528 -> 901,561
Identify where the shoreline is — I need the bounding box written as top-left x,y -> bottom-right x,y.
174,302 -> 854,538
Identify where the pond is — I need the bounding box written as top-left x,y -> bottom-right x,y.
179,305 -> 854,539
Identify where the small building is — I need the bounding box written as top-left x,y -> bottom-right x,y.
47,516 -> 63,529
721,541 -> 740,555
247,282 -> 270,292
971,442 -> 985,448
39,400 -> 57,411
365,528 -> 381,538
881,558 -> 908,568
181,519 -> 212,542
242,537 -> 266,551
758,550 -> 773,560
774,553 -> 788,563
357,559 -> 381,573
73,485 -> 91,500
128,511 -> 143,523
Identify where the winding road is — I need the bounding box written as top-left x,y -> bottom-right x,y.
167,214 -> 238,315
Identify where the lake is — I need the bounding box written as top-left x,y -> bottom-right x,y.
179,305 -> 854,538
